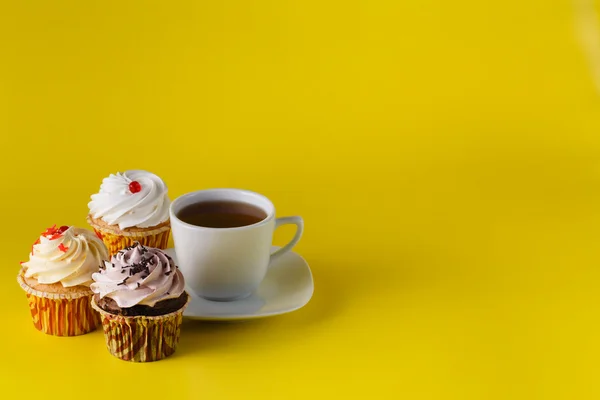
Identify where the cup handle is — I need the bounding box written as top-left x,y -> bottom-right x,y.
270,216 -> 304,266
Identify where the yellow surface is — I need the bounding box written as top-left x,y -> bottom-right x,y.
0,0 -> 599,398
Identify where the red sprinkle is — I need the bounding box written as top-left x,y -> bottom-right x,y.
94,230 -> 104,240
129,181 -> 142,194
42,225 -> 69,240
58,243 -> 68,253
41,224 -> 57,237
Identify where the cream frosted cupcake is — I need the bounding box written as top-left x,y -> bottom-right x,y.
17,225 -> 109,336
87,170 -> 171,255
91,242 -> 188,362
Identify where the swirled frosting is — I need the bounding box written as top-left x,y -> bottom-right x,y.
90,243 -> 185,308
22,225 -> 109,287
88,170 -> 170,230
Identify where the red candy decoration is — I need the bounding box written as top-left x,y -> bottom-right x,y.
41,225 -> 57,237
129,181 -> 142,194
46,225 -> 69,240
58,243 -> 69,253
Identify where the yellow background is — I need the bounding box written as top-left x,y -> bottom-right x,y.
1,0 -> 599,398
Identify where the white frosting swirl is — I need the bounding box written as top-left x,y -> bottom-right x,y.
88,170 -> 170,230
22,226 -> 109,287
90,243 -> 185,308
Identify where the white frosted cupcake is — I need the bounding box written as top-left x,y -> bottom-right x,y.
87,170 -> 171,255
17,225 -> 109,336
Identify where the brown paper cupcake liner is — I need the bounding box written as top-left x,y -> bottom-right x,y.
91,294 -> 189,362
17,272 -> 100,336
87,215 -> 170,255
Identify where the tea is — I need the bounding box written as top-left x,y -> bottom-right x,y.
176,200 -> 267,228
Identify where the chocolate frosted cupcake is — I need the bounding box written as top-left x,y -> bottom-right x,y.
91,243 -> 188,362
87,170 -> 171,255
17,225 -> 109,336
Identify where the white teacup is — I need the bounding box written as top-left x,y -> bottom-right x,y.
170,189 -> 304,301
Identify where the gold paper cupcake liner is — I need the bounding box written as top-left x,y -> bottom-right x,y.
87,215 -> 170,255
91,295 -> 189,362
17,272 -> 100,336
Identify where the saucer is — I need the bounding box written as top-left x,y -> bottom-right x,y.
163,246 -> 314,321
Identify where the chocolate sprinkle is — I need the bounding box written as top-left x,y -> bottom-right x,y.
121,243 -> 139,252
128,259 -> 152,276
117,276 -> 130,286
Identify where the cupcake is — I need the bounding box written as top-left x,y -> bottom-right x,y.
87,170 -> 171,255
17,225 -> 109,336
90,242 -> 188,362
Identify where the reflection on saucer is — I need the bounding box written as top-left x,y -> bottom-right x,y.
185,290 -> 267,317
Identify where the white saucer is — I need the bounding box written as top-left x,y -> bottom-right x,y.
163,246 -> 314,321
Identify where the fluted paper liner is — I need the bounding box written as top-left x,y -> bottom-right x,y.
17,271 -> 100,336
91,295 -> 189,362
87,215 -> 170,256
